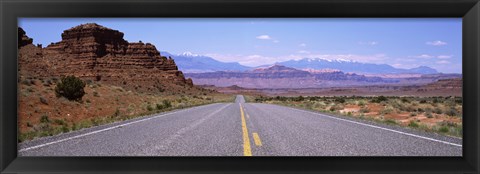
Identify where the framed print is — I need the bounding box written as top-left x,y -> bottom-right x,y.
1,0 -> 479,173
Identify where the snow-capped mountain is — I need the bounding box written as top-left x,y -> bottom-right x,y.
260,58 -> 438,74
161,52 -> 251,73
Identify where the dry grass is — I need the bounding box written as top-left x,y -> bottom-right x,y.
253,95 -> 462,137
18,76 -> 235,142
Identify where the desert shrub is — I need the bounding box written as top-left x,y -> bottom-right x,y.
384,119 -> 397,125
44,79 -> 52,86
404,104 -> 417,112
359,107 -> 370,113
416,107 -> 424,112
156,103 -> 164,110
39,97 -> 48,105
434,107 -> 443,114
445,107 -> 459,117
357,100 -> 366,106
163,100 -> 172,108
40,114 -> 49,123
439,121 -> 459,127
293,96 -> 305,102
424,107 -> 432,113
61,125 -> 70,133
455,98 -> 462,104
53,119 -> 67,126
335,97 -> 346,104
313,102 -> 324,109
113,108 -> 121,117
21,79 -> 31,86
29,80 -> 36,86
371,96 -> 388,103
426,112 -> 433,118
401,98 -> 410,103
439,126 -> 449,133
93,91 -> 99,97
380,106 -> 394,115
408,120 -> 419,128
147,105 -> 154,111
55,75 -> 86,101
409,112 -> 417,117
329,104 -> 344,111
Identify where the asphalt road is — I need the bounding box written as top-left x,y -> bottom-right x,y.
19,95 -> 462,156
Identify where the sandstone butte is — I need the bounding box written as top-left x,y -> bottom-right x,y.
18,23 -> 194,93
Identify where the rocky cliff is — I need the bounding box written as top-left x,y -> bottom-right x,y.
18,27 -> 33,48
18,23 -> 193,93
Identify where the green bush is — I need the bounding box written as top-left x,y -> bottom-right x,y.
384,119 -> 397,125
426,112 -> 433,118
40,114 -> 49,123
408,120 -> 419,128
371,96 -> 388,103
163,100 -> 172,108
147,105 -> 154,111
55,75 -> 86,101
434,107 -> 443,114
156,103 -> 164,110
439,126 -> 449,133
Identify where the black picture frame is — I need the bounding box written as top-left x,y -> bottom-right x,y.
1,0 -> 479,173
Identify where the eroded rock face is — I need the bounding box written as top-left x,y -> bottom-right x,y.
18,27 -> 33,48
18,23 -> 192,93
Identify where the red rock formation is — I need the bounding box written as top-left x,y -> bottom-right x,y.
18,27 -> 33,48
18,24 -> 192,93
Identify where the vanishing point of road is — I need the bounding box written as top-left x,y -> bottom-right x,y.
19,95 -> 462,156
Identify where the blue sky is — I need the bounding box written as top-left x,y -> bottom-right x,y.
19,18 -> 462,73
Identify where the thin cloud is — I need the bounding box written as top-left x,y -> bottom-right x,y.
437,55 -> 453,59
358,41 -> 378,46
412,54 -> 434,59
436,60 -> 450,64
273,40 -> 280,43
256,35 -> 272,40
299,43 -> 307,47
426,40 -> 447,46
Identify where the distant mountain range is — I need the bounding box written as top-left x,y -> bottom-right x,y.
260,58 -> 438,75
161,52 -> 250,73
163,52 -> 439,75
185,64 -> 459,89
185,65 -> 399,89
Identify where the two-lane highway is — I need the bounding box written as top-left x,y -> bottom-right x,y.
19,95 -> 462,156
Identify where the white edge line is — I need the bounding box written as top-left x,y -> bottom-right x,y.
287,107 -> 462,147
19,103 -> 221,152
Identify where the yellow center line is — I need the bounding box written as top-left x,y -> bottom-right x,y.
252,133 -> 262,146
240,103 -> 252,156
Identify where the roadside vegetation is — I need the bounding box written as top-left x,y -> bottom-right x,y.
253,95 -> 462,137
18,76 -> 235,142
